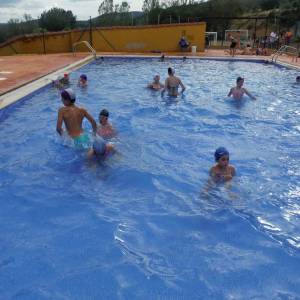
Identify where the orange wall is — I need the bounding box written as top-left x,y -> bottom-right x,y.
0,23 -> 206,55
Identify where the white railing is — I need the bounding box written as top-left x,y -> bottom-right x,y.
73,41 -> 97,59
271,45 -> 298,63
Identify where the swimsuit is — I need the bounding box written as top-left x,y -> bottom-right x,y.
73,133 -> 91,150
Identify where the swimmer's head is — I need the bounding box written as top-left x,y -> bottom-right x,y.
168,67 -> 174,75
214,147 -> 229,163
61,88 -> 76,104
154,75 -> 160,83
296,76 -> 300,83
236,77 -> 244,86
80,74 -> 87,82
99,109 -> 109,125
93,137 -> 107,156
64,73 -> 69,78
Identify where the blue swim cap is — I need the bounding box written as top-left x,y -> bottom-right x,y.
80,74 -> 87,81
93,137 -> 107,155
214,147 -> 229,161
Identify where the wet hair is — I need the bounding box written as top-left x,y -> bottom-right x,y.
99,109 -> 109,118
80,74 -> 87,81
214,147 -> 229,162
168,67 -> 173,75
61,89 -> 75,103
236,76 -> 244,83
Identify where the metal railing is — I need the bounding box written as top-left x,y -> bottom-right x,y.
271,45 -> 298,62
73,41 -> 97,59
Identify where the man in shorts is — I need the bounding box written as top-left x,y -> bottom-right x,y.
56,88 -> 97,149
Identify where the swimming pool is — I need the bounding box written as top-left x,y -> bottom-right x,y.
1,57 -> 300,299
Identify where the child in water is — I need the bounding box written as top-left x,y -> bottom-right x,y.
87,136 -> 115,160
210,147 -> 236,182
97,109 -> 116,139
228,77 -> 256,100
52,73 -> 70,89
56,88 -> 97,149
148,75 -> 164,90
78,74 -> 88,87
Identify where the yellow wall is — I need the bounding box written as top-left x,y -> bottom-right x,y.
0,23 -> 206,56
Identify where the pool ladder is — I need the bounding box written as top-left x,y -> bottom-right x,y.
73,41 -> 97,59
271,45 -> 298,63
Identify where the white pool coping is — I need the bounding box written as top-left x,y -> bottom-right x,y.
0,55 -> 94,110
0,54 -> 299,111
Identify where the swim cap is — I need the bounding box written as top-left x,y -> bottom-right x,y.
100,109 -> 109,117
61,88 -> 76,102
214,147 -> 229,161
93,137 -> 107,155
64,73 -> 69,78
80,74 -> 87,81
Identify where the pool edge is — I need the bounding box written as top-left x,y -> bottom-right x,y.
0,55 -> 94,110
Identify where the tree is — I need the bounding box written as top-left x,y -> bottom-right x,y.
142,0 -> 160,12
39,8 -> 76,31
98,0 -> 114,15
118,1 -> 130,13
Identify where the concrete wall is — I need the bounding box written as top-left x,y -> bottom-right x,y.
0,23 -> 206,56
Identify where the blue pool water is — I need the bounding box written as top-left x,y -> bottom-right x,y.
1,58 -> 300,299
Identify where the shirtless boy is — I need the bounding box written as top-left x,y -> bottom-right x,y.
56,88 -> 97,149
97,109 -> 116,139
148,75 -> 164,90
161,67 -> 185,97
210,147 -> 236,182
228,77 -> 256,100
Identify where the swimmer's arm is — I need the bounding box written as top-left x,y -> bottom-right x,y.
179,80 -> 185,93
83,109 -> 97,134
56,109 -> 64,135
244,88 -> 256,100
227,88 -> 233,97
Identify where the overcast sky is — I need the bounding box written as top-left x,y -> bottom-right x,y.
0,0 -> 143,22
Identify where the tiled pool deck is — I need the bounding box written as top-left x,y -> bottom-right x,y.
0,50 -> 299,96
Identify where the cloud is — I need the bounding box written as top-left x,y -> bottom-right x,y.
0,0 -> 142,22
0,0 -> 22,7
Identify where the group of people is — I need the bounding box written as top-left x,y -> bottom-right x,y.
55,72 -> 116,161
55,64 -> 262,183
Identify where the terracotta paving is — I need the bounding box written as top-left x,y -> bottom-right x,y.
0,53 -> 88,95
0,50 -> 299,96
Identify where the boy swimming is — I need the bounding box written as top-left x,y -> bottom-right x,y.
78,74 -> 88,87
148,75 -> 164,90
56,88 -> 97,149
97,109 -> 116,139
228,77 -> 256,100
87,136 -> 115,160
210,147 -> 236,182
161,67 -> 185,97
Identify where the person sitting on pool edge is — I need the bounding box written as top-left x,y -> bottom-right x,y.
179,36 -> 189,52
97,109 -> 116,139
56,88 -> 97,149
210,147 -> 236,182
78,74 -> 88,87
148,75 -> 164,91
87,136 -> 115,160
228,77 -> 256,100
161,67 -> 185,97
